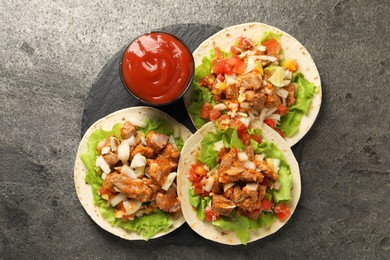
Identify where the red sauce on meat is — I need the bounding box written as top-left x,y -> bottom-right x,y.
121,32 -> 194,105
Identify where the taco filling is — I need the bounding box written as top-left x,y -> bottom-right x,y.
80,118 -> 184,239
188,31 -> 318,138
186,124 -> 293,244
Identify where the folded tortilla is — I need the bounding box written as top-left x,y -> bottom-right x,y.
74,107 -> 192,240
177,122 -> 301,245
183,22 -> 322,147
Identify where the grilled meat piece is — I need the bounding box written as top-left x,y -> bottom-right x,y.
254,160 -> 279,181
245,146 -> 255,161
146,131 -> 169,153
284,83 -> 296,106
239,70 -> 263,90
160,143 -> 180,163
219,161 -> 264,183
211,194 -> 236,216
109,174 -> 159,202
219,147 -> 237,171
120,121 -> 137,139
245,90 -> 265,112
148,157 -> 176,186
102,152 -> 120,168
156,187 -> 180,213
131,144 -> 155,160
97,136 -> 120,154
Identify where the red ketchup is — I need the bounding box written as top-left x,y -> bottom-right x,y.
121,32 -> 194,105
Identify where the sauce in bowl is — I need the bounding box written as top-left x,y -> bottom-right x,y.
120,32 -> 194,105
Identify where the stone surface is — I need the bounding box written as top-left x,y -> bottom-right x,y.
1,0 -> 389,259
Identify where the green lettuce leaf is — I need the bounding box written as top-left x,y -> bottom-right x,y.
141,118 -> 173,136
279,76 -> 317,137
80,121 -> 173,240
197,130 -> 222,169
212,214 -> 252,245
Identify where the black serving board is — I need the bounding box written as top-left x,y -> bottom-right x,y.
81,23 -> 303,161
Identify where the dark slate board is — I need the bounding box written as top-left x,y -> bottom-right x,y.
81,23 -> 303,161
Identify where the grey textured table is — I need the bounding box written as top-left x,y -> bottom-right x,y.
1,1 -> 389,259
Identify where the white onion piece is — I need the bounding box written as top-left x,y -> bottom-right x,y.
203,177 -> 215,192
258,55 -> 277,62
101,146 -> 110,155
123,135 -> 136,146
259,108 -> 268,123
162,172 -> 177,191
255,154 -> 265,161
101,172 -> 107,180
213,103 -> 227,111
246,183 -> 258,191
238,152 -> 249,161
223,182 -> 235,192
282,97 -> 286,106
130,118 -> 146,128
265,107 -> 278,117
131,153 -> 146,168
110,193 -> 127,207
96,156 -> 111,174
276,88 -> 289,99
238,50 -> 250,59
244,57 -> 256,74
262,79 -> 268,87
237,112 -> 248,117
123,199 -> 142,215
272,158 -> 281,173
110,137 -> 117,152
257,45 -> 266,52
121,165 -> 137,179
168,135 -> 178,149
284,70 -> 293,79
244,160 -> 256,170
267,114 -> 281,122
213,140 -> 224,152
134,166 -> 145,177
118,142 -> 130,165
239,117 -> 251,128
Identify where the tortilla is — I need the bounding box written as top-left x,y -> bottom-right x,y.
177,122 -> 301,245
74,107 -> 192,240
183,22 -> 322,147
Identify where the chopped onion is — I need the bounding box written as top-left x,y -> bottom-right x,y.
239,117 -> 251,128
267,114 -> 281,122
118,142 -> 130,165
121,165 -> 137,179
110,137 -> 117,152
265,107 -> 278,117
162,172 -> 177,191
123,199 -> 142,215
237,112 -> 248,117
255,154 -> 265,161
284,70 -> 292,79
134,166 -> 145,177
96,156 -> 111,174
203,177 -> 215,192
213,103 -> 227,111
257,45 -> 266,52
101,146 -> 110,155
101,172 -> 107,180
223,182 -> 235,192
244,57 -> 256,74
245,183 -> 258,191
262,79 -> 268,87
272,158 -> 281,173
259,108 -> 268,123
130,118 -> 146,128
276,88 -> 289,99
258,55 -> 277,62
123,135 -> 136,146
282,97 -> 286,106
110,193 -> 127,207
238,50 -> 250,59
213,140 -> 224,151
238,152 -> 249,161
130,153 -> 146,168
244,160 -> 256,170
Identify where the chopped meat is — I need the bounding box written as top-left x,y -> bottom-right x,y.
237,184 -> 261,212
131,144 -> 155,159
102,152 -> 120,167
120,121 -> 137,139
211,194 -> 236,216
146,131 -> 169,153
284,83 -> 296,106
219,161 -> 264,183
264,92 -> 281,108
239,70 -> 262,90
203,170 -> 222,194
223,186 -> 234,198
228,186 -> 244,205
219,147 -> 237,171
245,146 -> 255,161
109,174 -> 159,202
254,160 -> 279,181
225,81 -> 239,98
160,143 -> 180,163
156,187 -> 180,213
217,147 -> 228,164
245,90 -> 265,112
97,136 -> 119,154
148,157 -> 175,186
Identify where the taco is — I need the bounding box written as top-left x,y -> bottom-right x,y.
177,122 -> 300,245
74,107 -> 192,240
184,22 -> 321,147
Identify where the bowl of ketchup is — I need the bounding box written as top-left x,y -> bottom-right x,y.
120,32 -> 194,106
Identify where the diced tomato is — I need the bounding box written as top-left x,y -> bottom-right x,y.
230,46 -> 240,56
274,203 -> 291,221
263,39 -> 280,55
227,56 -> 241,67
223,62 -> 233,75
209,109 -> 221,121
212,60 -> 225,75
204,207 -> 220,222
261,199 -> 273,211
238,129 -> 251,145
251,134 -> 262,143
264,119 -> 276,128
199,75 -> 215,87
277,104 -> 289,115
189,164 -> 204,183
229,118 -> 246,131
274,128 -> 285,138
232,60 -> 247,75
200,102 -> 213,120
243,209 -> 261,220
237,37 -> 254,50
98,187 -> 109,195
